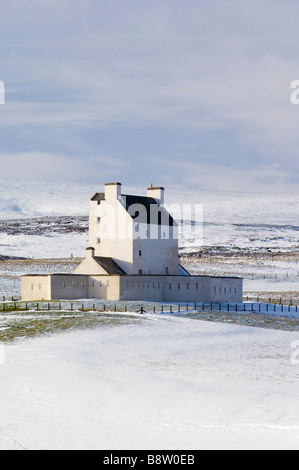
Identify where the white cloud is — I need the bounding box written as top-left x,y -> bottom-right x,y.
155,158 -> 299,194
1,0 -> 299,191
0,151 -> 127,181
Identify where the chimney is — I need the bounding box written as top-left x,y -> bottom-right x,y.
86,247 -> 95,258
147,183 -> 165,205
104,182 -> 122,200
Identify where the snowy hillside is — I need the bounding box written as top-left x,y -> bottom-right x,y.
1,312 -> 299,450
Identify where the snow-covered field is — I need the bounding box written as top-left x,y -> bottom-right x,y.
0,178 -> 299,450
1,312 -> 299,450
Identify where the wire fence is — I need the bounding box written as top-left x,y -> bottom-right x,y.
1,299 -> 298,315
201,271 -> 299,280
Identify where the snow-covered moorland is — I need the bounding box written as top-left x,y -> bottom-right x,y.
1,312 -> 299,450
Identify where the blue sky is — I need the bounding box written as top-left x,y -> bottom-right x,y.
1,0 -> 299,193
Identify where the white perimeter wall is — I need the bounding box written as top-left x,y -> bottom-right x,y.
119,276 -> 242,303
21,274 -> 242,303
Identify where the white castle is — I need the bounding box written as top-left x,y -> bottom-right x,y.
21,183 -> 243,303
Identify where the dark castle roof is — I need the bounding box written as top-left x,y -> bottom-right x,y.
90,192 -> 174,226
93,256 -> 126,275
91,192 -> 105,203
123,194 -> 174,226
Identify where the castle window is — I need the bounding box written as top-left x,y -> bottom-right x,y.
178,283 -> 180,289
229,288 -> 232,294
169,283 -> 172,289
31,283 -> 34,290
63,280 -> 66,287
214,286 -> 217,293
234,288 -> 237,294
224,287 -> 226,294
97,237 -> 101,244
97,217 -> 101,223
139,250 -> 142,256
187,283 -> 189,289
196,283 -> 198,289
219,287 -> 222,293
139,269 -> 142,275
